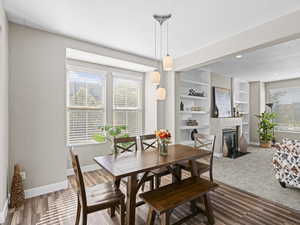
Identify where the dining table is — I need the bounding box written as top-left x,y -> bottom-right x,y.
94,144 -> 211,225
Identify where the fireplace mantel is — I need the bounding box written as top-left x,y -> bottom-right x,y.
210,117 -> 243,157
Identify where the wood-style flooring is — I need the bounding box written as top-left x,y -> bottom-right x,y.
5,169 -> 300,225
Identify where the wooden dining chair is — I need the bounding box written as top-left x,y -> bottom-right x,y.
69,149 -> 125,225
140,134 -> 175,189
179,133 -> 216,182
114,136 -> 138,154
114,135 -> 155,197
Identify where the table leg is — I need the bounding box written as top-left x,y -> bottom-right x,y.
172,165 -> 182,183
188,160 -> 199,213
126,174 -> 138,225
188,159 -> 199,177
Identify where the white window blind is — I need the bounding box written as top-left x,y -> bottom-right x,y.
267,87 -> 300,132
67,69 -> 106,145
113,74 -> 144,136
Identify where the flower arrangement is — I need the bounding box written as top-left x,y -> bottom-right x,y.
155,129 -> 171,143
155,129 -> 171,156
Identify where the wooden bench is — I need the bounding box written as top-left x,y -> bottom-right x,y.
139,177 -> 218,225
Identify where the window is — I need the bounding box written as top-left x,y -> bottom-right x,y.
113,74 -> 144,136
66,63 -> 145,146
267,87 -> 300,132
67,68 -> 106,145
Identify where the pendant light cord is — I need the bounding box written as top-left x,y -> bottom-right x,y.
160,23 -> 163,72
167,21 -> 169,55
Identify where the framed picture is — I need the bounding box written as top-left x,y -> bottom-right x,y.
212,87 -> 232,117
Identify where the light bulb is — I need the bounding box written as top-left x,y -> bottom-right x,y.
150,71 -> 160,85
163,54 -> 173,71
156,87 -> 166,100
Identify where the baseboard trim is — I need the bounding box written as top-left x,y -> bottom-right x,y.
214,152 -> 223,158
0,198 -> 8,224
66,163 -> 100,176
24,180 -> 68,199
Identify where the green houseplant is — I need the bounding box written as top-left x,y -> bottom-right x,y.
256,112 -> 277,148
93,125 -> 130,153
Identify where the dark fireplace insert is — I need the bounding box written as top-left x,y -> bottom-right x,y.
222,126 -> 248,159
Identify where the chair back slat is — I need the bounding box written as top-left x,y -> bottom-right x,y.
69,148 -> 87,206
194,133 -> 216,182
114,136 -> 138,154
140,134 -> 157,151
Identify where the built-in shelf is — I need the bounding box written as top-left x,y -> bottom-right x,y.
235,100 -> 248,104
233,78 -> 250,143
181,79 -> 209,86
180,125 -> 209,130
180,95 -> 207,100
179,111 -> 208,114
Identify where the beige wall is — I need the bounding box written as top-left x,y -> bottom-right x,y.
0,0 -> 9,216
9,23 -> 158,190
265,78 -> 300,142
249,81 -> 265,144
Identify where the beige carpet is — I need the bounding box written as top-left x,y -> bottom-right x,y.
212,146 -> 300,212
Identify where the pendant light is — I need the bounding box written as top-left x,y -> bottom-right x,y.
150,19 -> 161,85
163,21 -> 173,71
151,14 -> 172,100
156,87 -> 166,100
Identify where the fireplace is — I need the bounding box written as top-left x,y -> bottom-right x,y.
222,126 -> 247,159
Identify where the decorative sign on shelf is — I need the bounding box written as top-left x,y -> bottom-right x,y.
188,88 -> 205,97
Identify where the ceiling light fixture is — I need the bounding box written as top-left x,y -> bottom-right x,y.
235,54 -> 243,59
150,14 -> 173,100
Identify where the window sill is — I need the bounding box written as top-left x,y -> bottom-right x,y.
67,140 -> 108,147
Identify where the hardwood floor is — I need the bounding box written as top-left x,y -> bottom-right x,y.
5,169 -> 300,225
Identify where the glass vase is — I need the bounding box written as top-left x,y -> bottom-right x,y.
159,142 -> 168,156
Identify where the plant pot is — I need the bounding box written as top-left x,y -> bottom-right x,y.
260,141 -> 272,148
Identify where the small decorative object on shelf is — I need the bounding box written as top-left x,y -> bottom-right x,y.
186,120 -> 198,126
191,129 -> 198,141
233,107 -> 236,117
155,129 -> 171,156
191,106 -> 202,111
188,88 -> 205,97
213,105 -> 219,118
10,164 -> 25,209
180,101 -> 184,111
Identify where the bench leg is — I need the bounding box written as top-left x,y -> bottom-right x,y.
159,211 -> 171,225
203,193 -> 215,225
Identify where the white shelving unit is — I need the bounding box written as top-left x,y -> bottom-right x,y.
232,78 -> 250,142
175,69 -> 211,146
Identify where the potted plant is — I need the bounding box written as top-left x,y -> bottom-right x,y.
93,125 -> 130,153
256,112 -> 277,148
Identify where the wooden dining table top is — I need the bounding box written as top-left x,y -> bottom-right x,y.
94,144 -> 211,180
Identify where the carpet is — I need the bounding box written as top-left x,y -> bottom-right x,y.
212,146 -> 300,212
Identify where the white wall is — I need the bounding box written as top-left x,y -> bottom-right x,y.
9,23 -> 158,190
0,0 -> 9,222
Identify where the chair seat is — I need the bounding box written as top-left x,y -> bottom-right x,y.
86,182 -> 124,211
178,160 -> 210,173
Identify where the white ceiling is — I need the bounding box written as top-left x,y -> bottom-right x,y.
4,0 -> 300,59
201,38 -> 300,82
